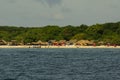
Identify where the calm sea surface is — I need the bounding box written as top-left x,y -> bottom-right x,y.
0,48 -> 120,80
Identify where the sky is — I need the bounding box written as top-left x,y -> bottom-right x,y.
0,0 -> 120,27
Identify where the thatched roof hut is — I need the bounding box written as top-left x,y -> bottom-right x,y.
0,40 -> 7,45
59,40 -> 66,43
67,39 -> 77,45
37,40 -> 42,44
31,40 -> 48,45
58,40 -> 66,46
76,40 -> 94,46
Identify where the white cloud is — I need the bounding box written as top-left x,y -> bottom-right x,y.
35,0 -> 62,7
53,13 -> 64,20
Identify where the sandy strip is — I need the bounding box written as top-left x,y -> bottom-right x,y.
0,45 -> 30,48
0,45 -> 120,48
41,45 -> 120,48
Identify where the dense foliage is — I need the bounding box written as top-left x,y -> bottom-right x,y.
0,22 -> 120,44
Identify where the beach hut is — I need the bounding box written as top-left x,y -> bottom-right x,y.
76,40 -> 94,46
59,40 -> 66,46
37,40 -> 42,45
8,40 -> 19,45
0,39 -> 7,45
98,41 -> 104,46
48,40 -> 56,45
53,41 -> 59,46
67,39 -> 77,45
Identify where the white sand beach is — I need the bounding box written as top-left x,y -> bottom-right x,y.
0,45 -> 120,48
0,45 -> 30,48
41,45 -> 120,48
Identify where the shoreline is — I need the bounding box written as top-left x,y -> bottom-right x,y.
0,45 -> 120,48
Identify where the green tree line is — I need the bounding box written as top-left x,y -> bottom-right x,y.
0,21 -> 120,44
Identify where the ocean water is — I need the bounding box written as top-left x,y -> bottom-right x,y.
0,48 -> 120,80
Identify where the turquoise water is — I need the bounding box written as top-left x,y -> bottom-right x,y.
0,48 -> 120,80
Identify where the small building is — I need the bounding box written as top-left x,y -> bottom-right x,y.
76,40 -> 94,46
48,40 -> 56,45
67,39 -> 77,45
0,40 -> 7,45
58,40 -> 66,46
8,40 -> 18,45
31,40 -> 48,46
